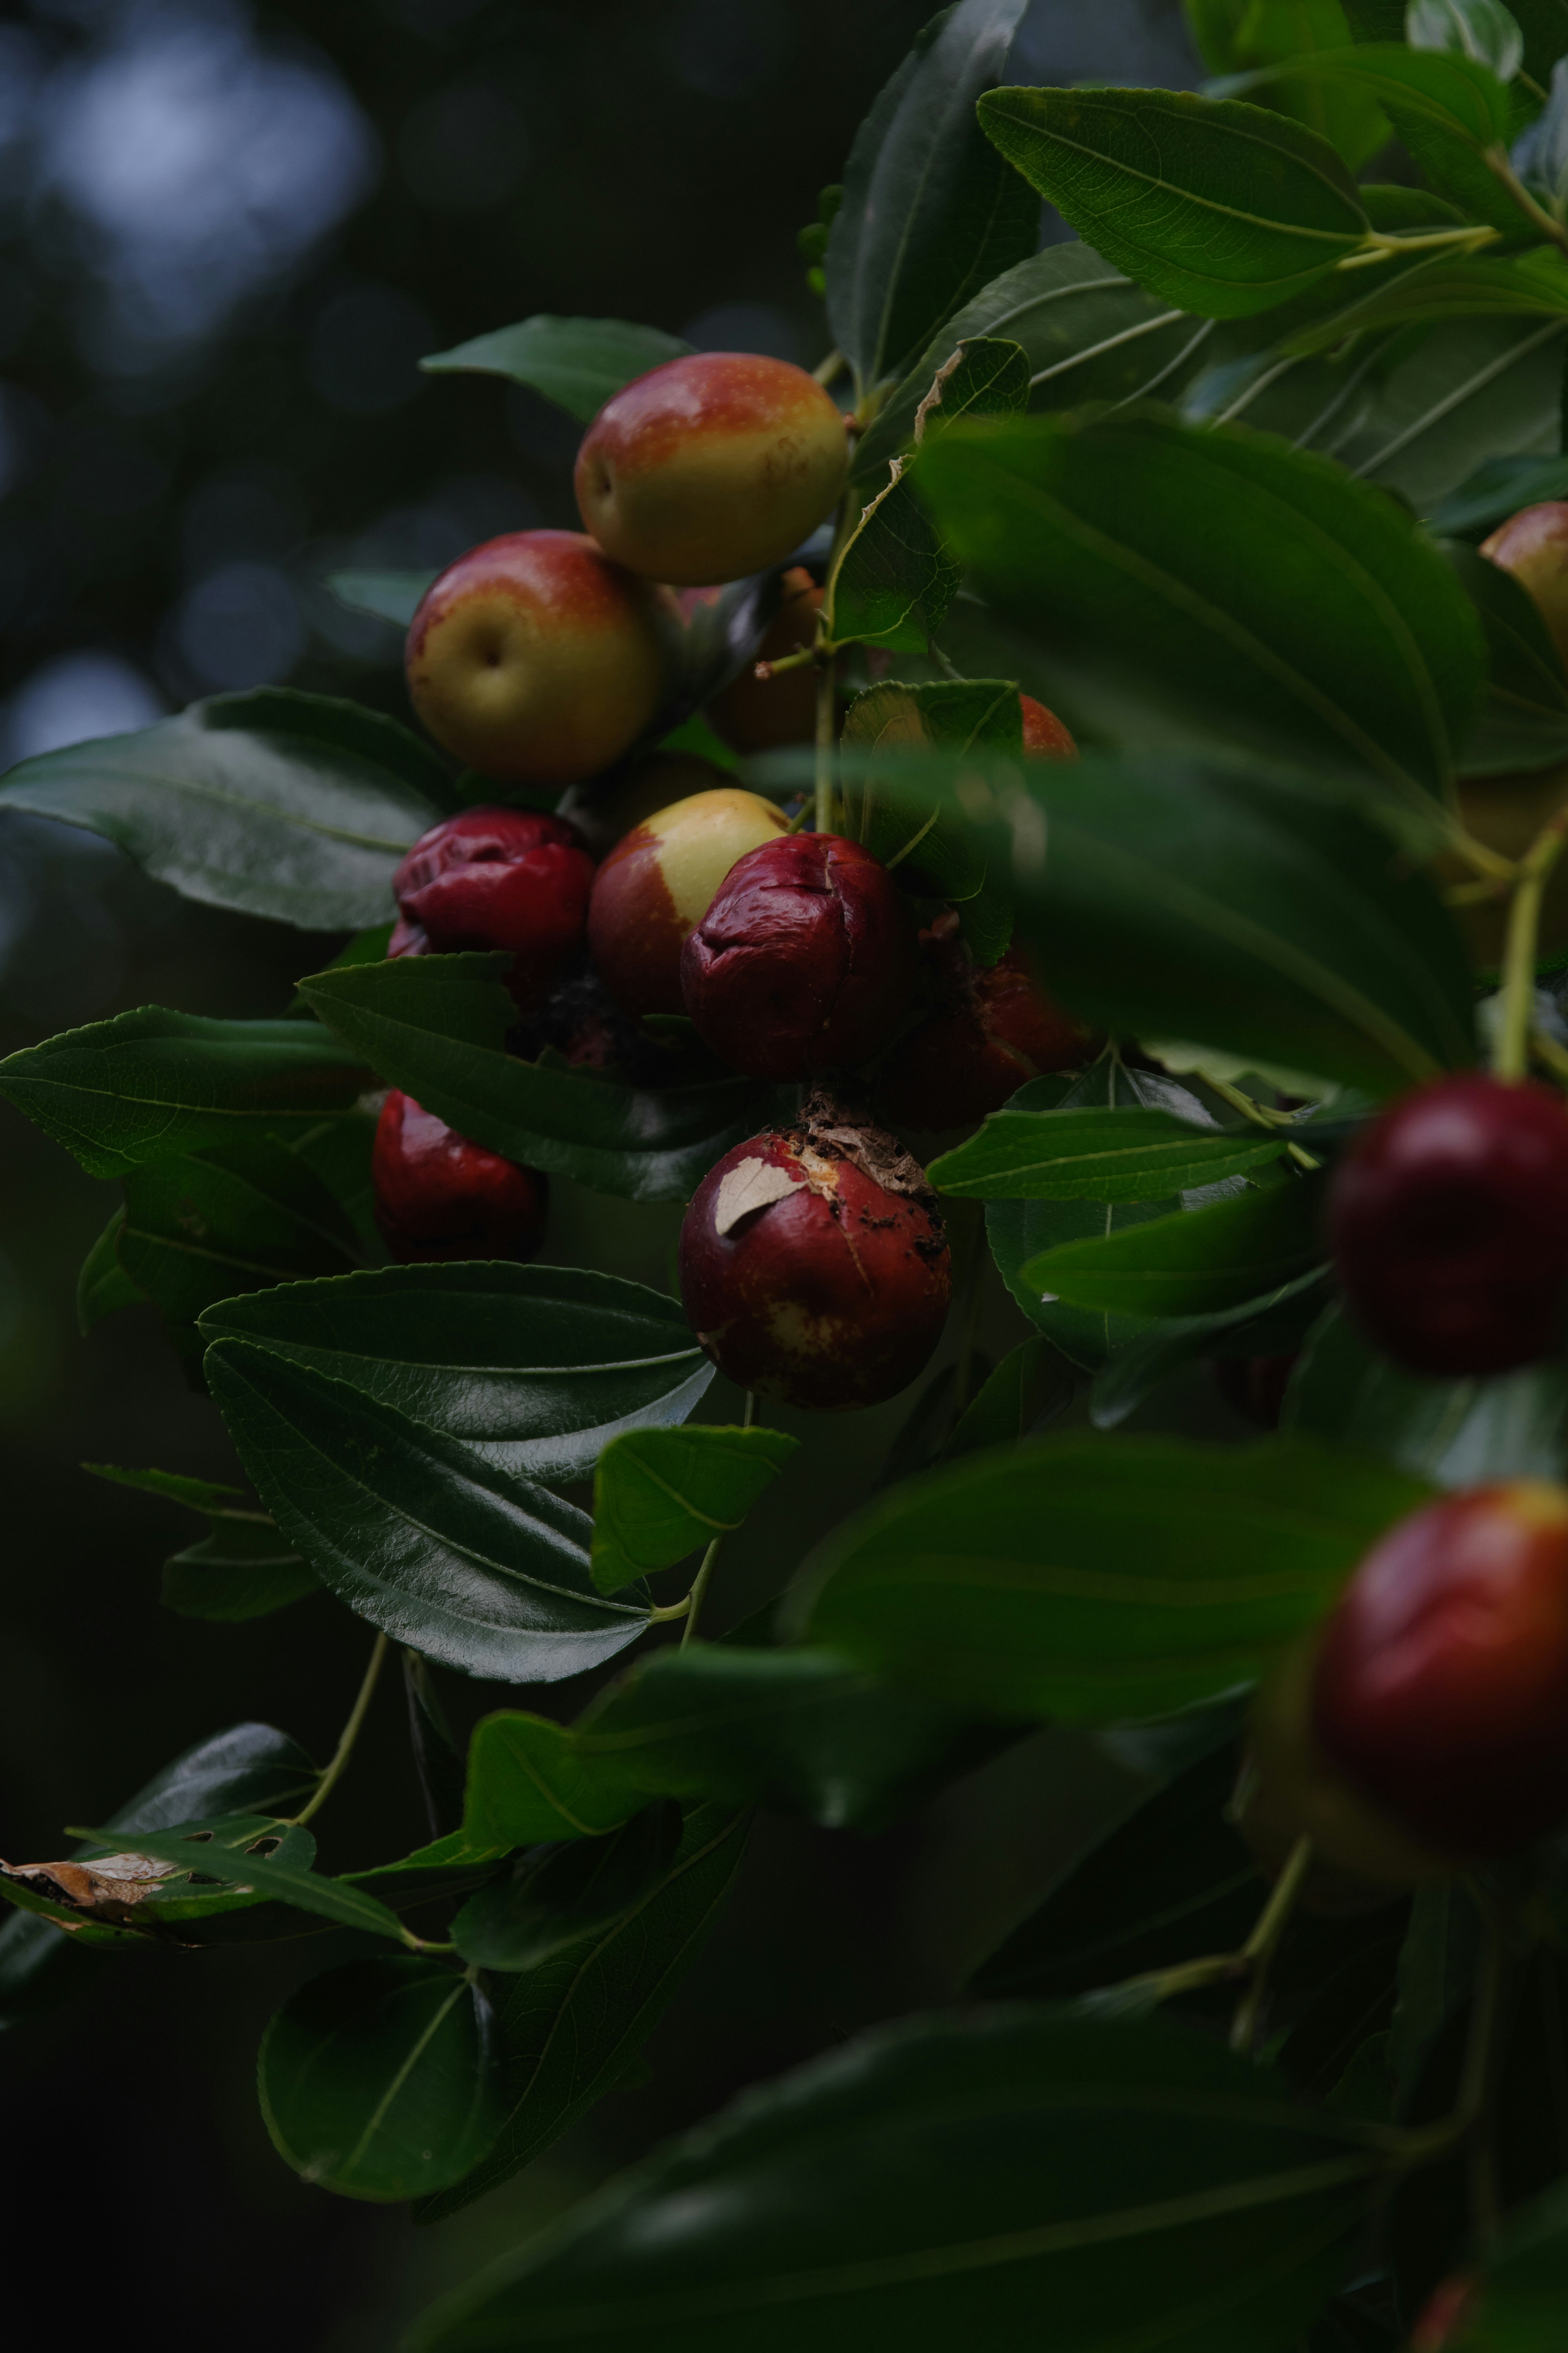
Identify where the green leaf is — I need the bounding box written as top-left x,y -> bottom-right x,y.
842,679 -> 1015,946
978,86 -> 1371,319
930,1105 -> 1287,1203
325,569 -> 435,627
787,1433 -> 1434,1722
912,408 -> 1487,810
942,1336 -> 1078,1458
1408,0 -> 1527,79
419,316 -> 694,422
1019,1171 -> 1327,1318
909,335 -> 1031,439
0,1006 -> 370,1180
1088,1268 -> 1334,1430
0,689 -> 448,929
199,1261 -> 712,1484
405,2007 -> 1378,2353
1227,40 -> 1519,142
1448,533 -> 1568,770
1442,2177 -> 1568,2344
297,953 -> 775,1204
82,1460 -> 244,1511
70,1820 -> 407,1940
1187,0 -> 1392,165
463,1644 -> 1003,1846
259,1955 -> 504,2201
117,1135 -> 361,1327
76,1211 -> 145,1334
1285,1299 -> 1568,1480
205,1338 -> 652,1683
1388,1883 -> 1481,2108
825,0 -> 1038,398
590,1425 -> 799,1595
853,239 -> 1218,490
161,1518 -> 320,1622
1429,449 -> 1568,535
1280,246 -> 1568,352
452,1801 -> 683,1970
416,1803 -> 749,2224
824,462 -> 960,652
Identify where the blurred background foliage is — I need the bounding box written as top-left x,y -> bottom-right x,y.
0,3 -> 1211,2344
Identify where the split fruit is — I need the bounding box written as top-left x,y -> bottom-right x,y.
372,1091 -> 548,1263
390,807 -> 595,1010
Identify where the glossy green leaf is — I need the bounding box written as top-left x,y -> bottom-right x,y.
931,1105 -> 1287,1202
325,569 -> 434,627
909,334 -> 1031,439
1266,38 -> 1520,139
977,85 -> 1371,319
76,1209 -> 145,1333
913,408 -> 1486,810
787,1434 -> 1434,1722
199,1261 -> 712,1484
1284,1299 -> 1568,1481
1429,448 -> 1568,535
452,1801 -> 683,1970
0,689 -> 448,928
825,0 -> 1037,397
297,953 -> 774,1203
419,315 -> 693,422
1088,1268 -> 1334,1430
260,1955 -> 504,2201
590,1425 -> 799,1594
824,463 -> 960,652
83,1459 -> 244,1510
1408,0 -> 1527,80
70,1820 -> 406,1939
853,239 -> 1217,489
463,1643 -> 1004,1846
1187,0 -> 1391,165
0,1005 -> 370,1180
416,1803 -> 750,2223
117,1135 -> 361,1327
1281,246 -> 1568,351
1019,1171 -> 1327,1318
406,2007 -> 1378,2353
942,1336 -> 1079,1458
161,1517 -> 320,1622
205,1337 -> 651,1683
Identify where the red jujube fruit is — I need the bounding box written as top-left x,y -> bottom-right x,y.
876,933 -> 1096,1128
372,1090 -> 548,1263
389,806 -> 595,1012
1328,1072 -> 1568,1374
678,1095 -> 951,1410
679,832 -> 916,1082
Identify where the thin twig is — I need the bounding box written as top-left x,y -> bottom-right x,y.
286,1631 -> 389,1828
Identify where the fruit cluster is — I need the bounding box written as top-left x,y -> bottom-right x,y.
373,349 -> 1088,1408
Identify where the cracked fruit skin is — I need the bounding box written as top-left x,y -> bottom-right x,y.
373,1091 -> 548,1263
586,785 -> 788,1019
575,354 -> 849,587
405,530 -> 670,785
876,938 -> 1096,1128
1481,500 -> 1568,668
1328,1073 -> 1568,1376
390,807 -> 595,1011
681,833 -> 918,1082
678,1123 -> 951,1410
1313,1481 -> 1568,1857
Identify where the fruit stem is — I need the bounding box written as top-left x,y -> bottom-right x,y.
812,348 -> 846,388
1230,1833 -> 1313,2053
1531,1024 -> 1568,1082
1495,805 -> 1568,1079
283,1631 -> 389,1829
680,1390 -> 757,1648
1191,1071 -> 1301,1133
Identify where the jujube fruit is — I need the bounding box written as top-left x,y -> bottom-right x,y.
875,931 -> 1096,1129
679,1095 -> 951,1410
373,1090 -> 548,1263
586,785 -> 788,1019
1481,500 -> 1568,668
575,353 -> 849,587
1019,694 -> 1076,758
1313,1480 -> 1568,1856
680,832 -> 917,1082
390,807 -> 595,1010
706,564 -> 822,752
1329,1073 -> 1568,1375
405,529 -> 672,785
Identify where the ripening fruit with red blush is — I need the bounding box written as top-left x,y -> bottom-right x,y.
1312,1480 -> 1568,1857
575,354 -> 850,586
405,530 -> 672,785
876,934 -> 1096,1128
1328,1073 -> 1568,1375
586,786 -> 788,1018
1019,694 -> 1076,758
1481,500 -> 1568,667
390,807 -> 595,1011
681,833 -> 917,1082
706,566 -> 822,752
678,1096 -> 951,1409
373,1091 -> 548,1263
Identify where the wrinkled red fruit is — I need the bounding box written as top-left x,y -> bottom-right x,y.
372,1090 -> 548,1263
1329,1073 -> 1568,1375
1212,1353 -> 1298,1431
390,807 -> 595,1011
678,1095 -> 951,1410
680,833 -> 917,1081
1313,1481 -> 1568,1856
876,931 -> 1096,1127
1020,694 -> 1076,758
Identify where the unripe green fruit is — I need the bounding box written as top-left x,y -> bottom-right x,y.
575,353 -> 850,587
586,785 -> 789,1018
405,529 -> 673,786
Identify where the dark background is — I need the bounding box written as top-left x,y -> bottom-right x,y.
0,4 -> 1213,2343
